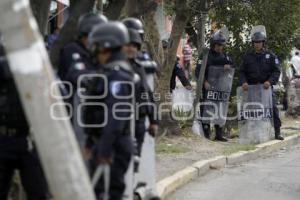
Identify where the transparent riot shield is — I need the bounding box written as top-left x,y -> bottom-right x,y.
73,92 -> 87,149
134,72 -> 160,200
291,55 -> 300,76
171,87 -> 194,114
237,85 -> 274,144
202,66 -> 234,126
287,79 -> 300,115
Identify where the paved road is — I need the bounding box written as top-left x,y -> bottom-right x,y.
167,143 -> 300,200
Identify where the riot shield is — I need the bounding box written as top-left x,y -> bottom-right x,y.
172,87 -> 194,114
134,72 -> 160,200
291,55 -> 300,76
202,66 -> 234,126
237,85 -> 274,144
287,79 -> 300,115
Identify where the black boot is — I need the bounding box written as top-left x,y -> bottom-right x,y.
275,128 -> 284,140
215,125 -> 228,142
203,124 -> 211,139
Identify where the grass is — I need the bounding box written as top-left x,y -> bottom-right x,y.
156,140 -> 189,154
222,144 -> 256,156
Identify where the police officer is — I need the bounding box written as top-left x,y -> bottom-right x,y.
59,13 -> 108,148
58,13 -> 108,82
239,28 -> 284,140
123,18 -> 159,152
170,56 -> 192,93
84,22 -> 134,200
195,30 -> 232,141
0,39 -> 49,199
123,18 -> 158,159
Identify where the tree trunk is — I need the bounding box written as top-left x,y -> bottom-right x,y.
0,1 -> 96,200
104,0 -> 127,20
50,0 -> 95,67
30,0 -> 52,35
185,21 -> 198,48
162,0 -> 190,93
155,0 -> 190,134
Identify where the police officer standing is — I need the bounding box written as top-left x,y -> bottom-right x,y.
58,13 -> 108,82
84,22 -> 135,200
59,13 -> 108,148
0,38 -> 49,199
239,26 -> 284,140
195,30 -> 233,141
122,18 -> 158,158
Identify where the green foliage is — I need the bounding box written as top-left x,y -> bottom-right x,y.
212,0 -> 300,61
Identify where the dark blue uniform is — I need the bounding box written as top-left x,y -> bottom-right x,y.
195,49 -> 232,80
129,58 -> 158,159
239,50 -> 282,131
83,53 -> 134,200
59,41 -> 96,146
58,41 -> 92,81
0,45 -> 48,200
195,49 -> 232,139
170,58 -> 191,93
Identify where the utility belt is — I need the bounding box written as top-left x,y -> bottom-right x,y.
0,126 -> 29,137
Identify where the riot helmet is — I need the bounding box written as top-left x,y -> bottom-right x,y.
210,27 -> 229,47
77,13 -> 108,38
122,18 -> 144,35
88,22 -> 129,54
251,25 -> 267,43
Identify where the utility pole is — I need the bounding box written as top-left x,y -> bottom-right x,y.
0,1 -> 96,200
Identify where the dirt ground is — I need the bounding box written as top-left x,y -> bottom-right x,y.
155,114 -> 300,181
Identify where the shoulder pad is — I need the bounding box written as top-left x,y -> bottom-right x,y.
109,81 -> 123,96
107,61 -> 132,73
72,53 -> 81,61
133,73 -> 141,84
137,51 -> 151,61
73,62 -> 86,70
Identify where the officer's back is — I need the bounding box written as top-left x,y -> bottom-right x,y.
84,21 -> 134,200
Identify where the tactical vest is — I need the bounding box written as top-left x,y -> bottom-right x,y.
82,61 -> 133,137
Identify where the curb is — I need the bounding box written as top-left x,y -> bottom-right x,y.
156,133 -> 300,199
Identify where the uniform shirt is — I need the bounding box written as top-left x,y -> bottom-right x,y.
195,49 -> 232,80
83,52 -> 135,158
58,41 -> 92,81
135,51 -> 159,125
170,59 -> 191,93
239,50 -> 281,85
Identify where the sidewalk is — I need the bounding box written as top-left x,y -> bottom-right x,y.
155,116 -> 300,181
